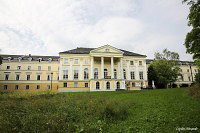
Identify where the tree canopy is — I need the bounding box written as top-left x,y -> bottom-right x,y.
183,0 -> 200,67
148,49 -> 181,88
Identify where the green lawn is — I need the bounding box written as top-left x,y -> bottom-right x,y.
0,88 -> 199,132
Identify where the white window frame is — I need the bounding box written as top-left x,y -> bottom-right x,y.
85,83 -> 88,87
84,68 -> 89,79
85,59 -> 88,64
94,68 -> 98,79
6,66 -> 10,70
64,59 -> 68,64
16,75 -> 20,80
63,69 -> 68,79
139,61 -> 142,66
74,82 -> 78,88
28,66 -> 31,70
37,75 -> 41,80
5,74 -> 9,80
27,75 -> 30,80
74,59 -> 78,64
139,71 -> 143,80
48,66 -> 51,71
130,61 -> 134,65
74,69 -> 79,79
38,66 -> 42,70
130,71 -> 135,79
17,66 -> 21,70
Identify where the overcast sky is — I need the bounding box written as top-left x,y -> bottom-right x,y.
0,0 -> 193,61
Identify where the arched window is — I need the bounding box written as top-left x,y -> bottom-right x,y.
106,82 -> 110,89
84,68 -> 89,79
94,68 -> 98,79
123,69 -> 126,79
96,82 -> 100,89
117,82 -> 120,89
104,69 -> 108,78
114,69 -> 117,79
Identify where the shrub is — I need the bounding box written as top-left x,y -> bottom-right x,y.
188,85 -> 200,99
195,69 -> 200,86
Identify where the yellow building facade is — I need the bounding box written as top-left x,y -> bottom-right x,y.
0,45 -> 148,92
146,59 -> 198,88
0,45 -> 197,93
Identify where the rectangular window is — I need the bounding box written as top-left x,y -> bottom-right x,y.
16,75 -> 20,80
63,70 -> 68,79
47,75 -> 50,80
74,70 -> 78,79
15,85 -> 19,90
187,69 -> 189,72
37,75 -> 41,80
130,72 -> 135,79
48,66 -> 51,71
194,69 -> 197,72
64,59 -> 68,64
188,76 -> 191,81
74,59 -> 78,64
5,74 -> 9,80
27,75 -> 30,80
28,66 -> 31,70
4,85 -> 8,90
47,85 -> 50,90
38,66 -> 42,70
74,83 -> 78,88
85,83 -> 88,87
36,85 -> 40,89
85,59 -> 88,64
123,70 -> 126,79
130,61 -> 134,65
17,66 -> 21,70
139,72 -> 143,80
181,75 -> 184,81
132,82 -> 135,87
6,66 -> 10,70
139,61 -> 142,66
64,83 -> 67,87
26,85 -> 29,90
114,70 -> 117,79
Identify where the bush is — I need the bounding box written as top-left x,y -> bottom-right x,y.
195,70 -> 200,86
188,85 -> 200,99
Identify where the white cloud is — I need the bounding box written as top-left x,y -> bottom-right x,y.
0,0 -> 193,60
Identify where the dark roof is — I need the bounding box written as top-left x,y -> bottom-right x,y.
59,47 -> 146,57
0,54 -> 59,61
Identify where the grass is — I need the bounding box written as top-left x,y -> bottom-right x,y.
0,88 -> 200,132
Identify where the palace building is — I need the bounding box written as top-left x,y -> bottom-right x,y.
0,45 -> 148,92
0,45 -> 197,93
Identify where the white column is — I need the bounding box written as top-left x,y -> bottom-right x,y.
127,60 -> 130,80
144,60 -> 147,80
59,60 -> 63,80
79,58 -> 83,80
118,61 -> 121,79
70,59 -> 73,80
111,57 -> 114,79
101,57 -> 104,79
91,56 -> 94,79
136,61 -> 139,80
120,58 -> 123,79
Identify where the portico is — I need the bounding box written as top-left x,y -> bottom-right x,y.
58,44 -> 148,92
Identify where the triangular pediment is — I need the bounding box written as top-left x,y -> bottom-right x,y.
90,45 -> 124,54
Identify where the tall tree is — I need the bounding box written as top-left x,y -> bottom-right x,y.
182,0 -> 200,68
148,49 -> 181,88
